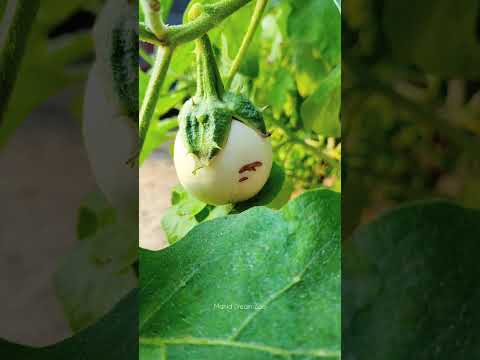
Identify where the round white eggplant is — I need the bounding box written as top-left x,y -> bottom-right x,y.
174,120 -> 273,205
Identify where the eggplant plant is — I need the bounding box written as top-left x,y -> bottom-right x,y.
138,0 -> 341,359
174,8 -> 273,205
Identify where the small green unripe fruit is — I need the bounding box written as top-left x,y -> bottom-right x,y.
174,120 -> 272,205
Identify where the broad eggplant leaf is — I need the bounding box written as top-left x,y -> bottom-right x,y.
0,290 -> 137,359
344,201 -> 480,359
141,190 -> 340,359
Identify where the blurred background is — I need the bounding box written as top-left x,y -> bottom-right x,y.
0,0 -> 141,347
342,0 -> 480,236
342,0 -> 480,358
0,0 -> 191,346
0,2 -> 99,345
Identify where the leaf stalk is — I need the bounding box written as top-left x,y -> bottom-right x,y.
225,0 -> 269,89
139,46 -> 174,152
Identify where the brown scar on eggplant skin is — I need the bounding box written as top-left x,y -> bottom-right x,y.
239,177 -> 249,183
239,161 -> 263,174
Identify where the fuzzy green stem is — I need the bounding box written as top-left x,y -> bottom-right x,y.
139,46 -> 174,151
139,0 -> 253,47
140,0 -> 168,40
225,0 -> 268,89
0,0 -> 40,127
195,34 -> 224,99
139,22 -> 163,46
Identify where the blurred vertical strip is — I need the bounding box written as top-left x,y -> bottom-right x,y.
0,0 -> 40,125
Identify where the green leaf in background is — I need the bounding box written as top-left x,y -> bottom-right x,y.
184,0 -> 261,78
344,201 -> 480,359
139,44 -> 193,165
140,117 -> 178,164
255,4 -> 295,115
256,60 -> 295,118
301,66 -> 340,137
161,185 -> 208,244
160,0 -> 174,22
139,0 -> 174,23
384,0 -> 480,77
54,232 -> 137,332
0,290 -> 137,359
139,67 -> 190,112
288,0 -> 341,98
141,190 -> 340,359
55,192 -> 137,332
76,192 -> 116,240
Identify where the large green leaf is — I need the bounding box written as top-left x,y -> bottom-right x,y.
343,201 -> 480,358
141,190 -> 340,359
0,290 -> 137,359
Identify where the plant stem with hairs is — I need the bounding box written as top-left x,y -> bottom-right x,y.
139,46 -> 174,152
140,0 -> 253,47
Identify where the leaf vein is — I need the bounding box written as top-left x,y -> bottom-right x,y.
140,267 -> 200,330
229,242 -> 331,340
140,336 -> 339,358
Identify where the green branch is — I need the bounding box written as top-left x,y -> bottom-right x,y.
139,46 -> 174,152
0,0 -> 40,127
140,22 -> 163,46
138,0 -> 255,156
140,0 -> 168,40
225,0 -> 268,89
139,0 -> 253,47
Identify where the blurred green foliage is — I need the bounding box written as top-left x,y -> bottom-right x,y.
343,0 -> 480,235
0,0 -> 104,146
